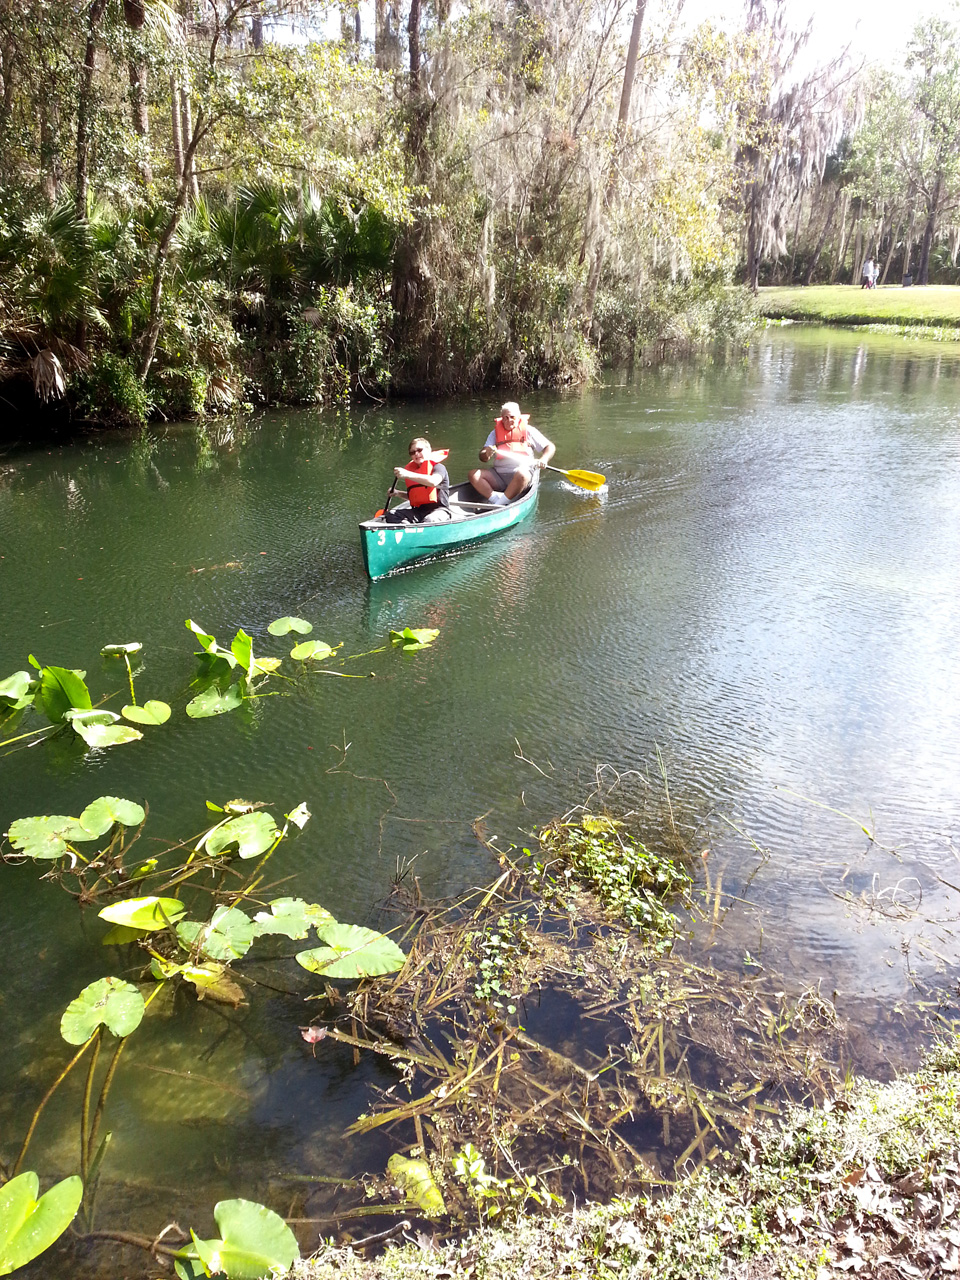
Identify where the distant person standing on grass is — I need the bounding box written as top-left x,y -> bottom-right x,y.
861,257 -> 876,289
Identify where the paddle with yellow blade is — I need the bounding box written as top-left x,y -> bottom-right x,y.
544,464 -> 606,491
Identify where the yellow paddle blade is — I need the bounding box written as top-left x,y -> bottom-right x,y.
550,466 -> 606,490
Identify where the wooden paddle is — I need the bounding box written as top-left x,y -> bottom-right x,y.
544,464 -> 606,491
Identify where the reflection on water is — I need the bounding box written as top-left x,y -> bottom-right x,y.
2,326 -> 960,1267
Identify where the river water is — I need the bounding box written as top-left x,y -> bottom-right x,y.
2,325 -> 960,1263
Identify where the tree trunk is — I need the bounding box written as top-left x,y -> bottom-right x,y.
855,220 -> 865,285
829,190 -> 850,283
916,174 -> 942,285
180,85 -> 200,202
746,156 -> 762,292
0,34 -> 15,131
139,113 -> 208,381
901,202 -> 917,282
803,185 -> 841,285
787,192 -> 803,283
76,0 -> 109,217
583,0 -> 647,328
129,56 -> 153,185
879,220 -> 899,285
170,76 -> 184,179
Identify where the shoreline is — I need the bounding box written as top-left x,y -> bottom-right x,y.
289,1034 -> 960,1280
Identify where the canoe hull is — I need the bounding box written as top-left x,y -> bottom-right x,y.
359,478 -> 539,580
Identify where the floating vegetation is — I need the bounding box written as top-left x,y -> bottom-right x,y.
0,615 -> 440,752
0,793 -> 406,1276
297,810 -> 860,1235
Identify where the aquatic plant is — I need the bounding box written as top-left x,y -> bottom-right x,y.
0,1171 -> 83,1276
0,791 -> 406,1275
0,615 -> 440,749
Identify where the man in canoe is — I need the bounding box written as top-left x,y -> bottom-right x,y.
468,401 -> 556,504
386,436 -> 452,523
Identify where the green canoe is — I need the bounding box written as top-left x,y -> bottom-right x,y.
359,475 -> 539,580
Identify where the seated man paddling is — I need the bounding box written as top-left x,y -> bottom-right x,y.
386,436 -> 452,524
468,401 -> 555,505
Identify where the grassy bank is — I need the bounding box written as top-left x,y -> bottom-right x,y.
289,1035 -> 960,1280
759,284 -> 960,331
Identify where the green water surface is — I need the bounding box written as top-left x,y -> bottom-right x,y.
2,326 -> 960,1264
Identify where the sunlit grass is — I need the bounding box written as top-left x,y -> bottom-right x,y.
759,284 -> 960,329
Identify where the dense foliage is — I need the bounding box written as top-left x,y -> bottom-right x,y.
0,0 -> 769,426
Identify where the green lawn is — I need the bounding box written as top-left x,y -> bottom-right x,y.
758,283 -> 960,328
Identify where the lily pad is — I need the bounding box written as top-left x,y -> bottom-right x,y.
390,627 -> 440,653
39,665 -> 92,723
0,671 -> 36,710
121,700 -> 171,725
98,896 -> 186,931
253,898 -> 335,940
100,642 -> 143,656
101,924 -> 148,946
178,906 -> 257,961
5,814 -> 91,860
60,977 -> 145,1044
78,796 -> 146,838
230,629 -> 254,676
67,710 -> 143,748
286,802 -> 311,830
296,923 -> 406,979
268,616 -> 312,636
0,1172 -> 83,1275
189,1198 -> 300,1280
205,812 -> 279,860
153,961 -> 245,1006
186,683 -> 243,719
387,1154 -> 446,1216
252,656 -> 282,675
290,640 -> 334,662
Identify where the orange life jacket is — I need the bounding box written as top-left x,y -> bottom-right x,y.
494,414 -> 534,457
405,457 -> 441,507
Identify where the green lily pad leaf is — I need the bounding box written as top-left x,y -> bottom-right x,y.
102,923 -> 148,946
268,616 -> 312,636
71,715 -> 143,748
387,1154 -> 446,1216
174,1257 -> 207,1280
5,814 -> 90,860
205,812 -> 279,859
390,627 -> 440,652
78,796 -> 146,838
186,620 -> 238,668
100,642 -> 143,656
290,640 -> 334,662
121,700 -> 171,725
178,906 -> 256,961
39,665 -> 92,723
253,898 -> 335,940
252,656 -> 282,675
230,629 -> 254,676
296,924 -> 406,979
0,1171 -> 83,1274
181,963 -> 245,1006
191,1199 -> 300,1280
60,977 -> 145,1044
98,896 -> 186,931
286,802 -> 311,830
186,683 -> 243,718
0,671 -> 36,710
